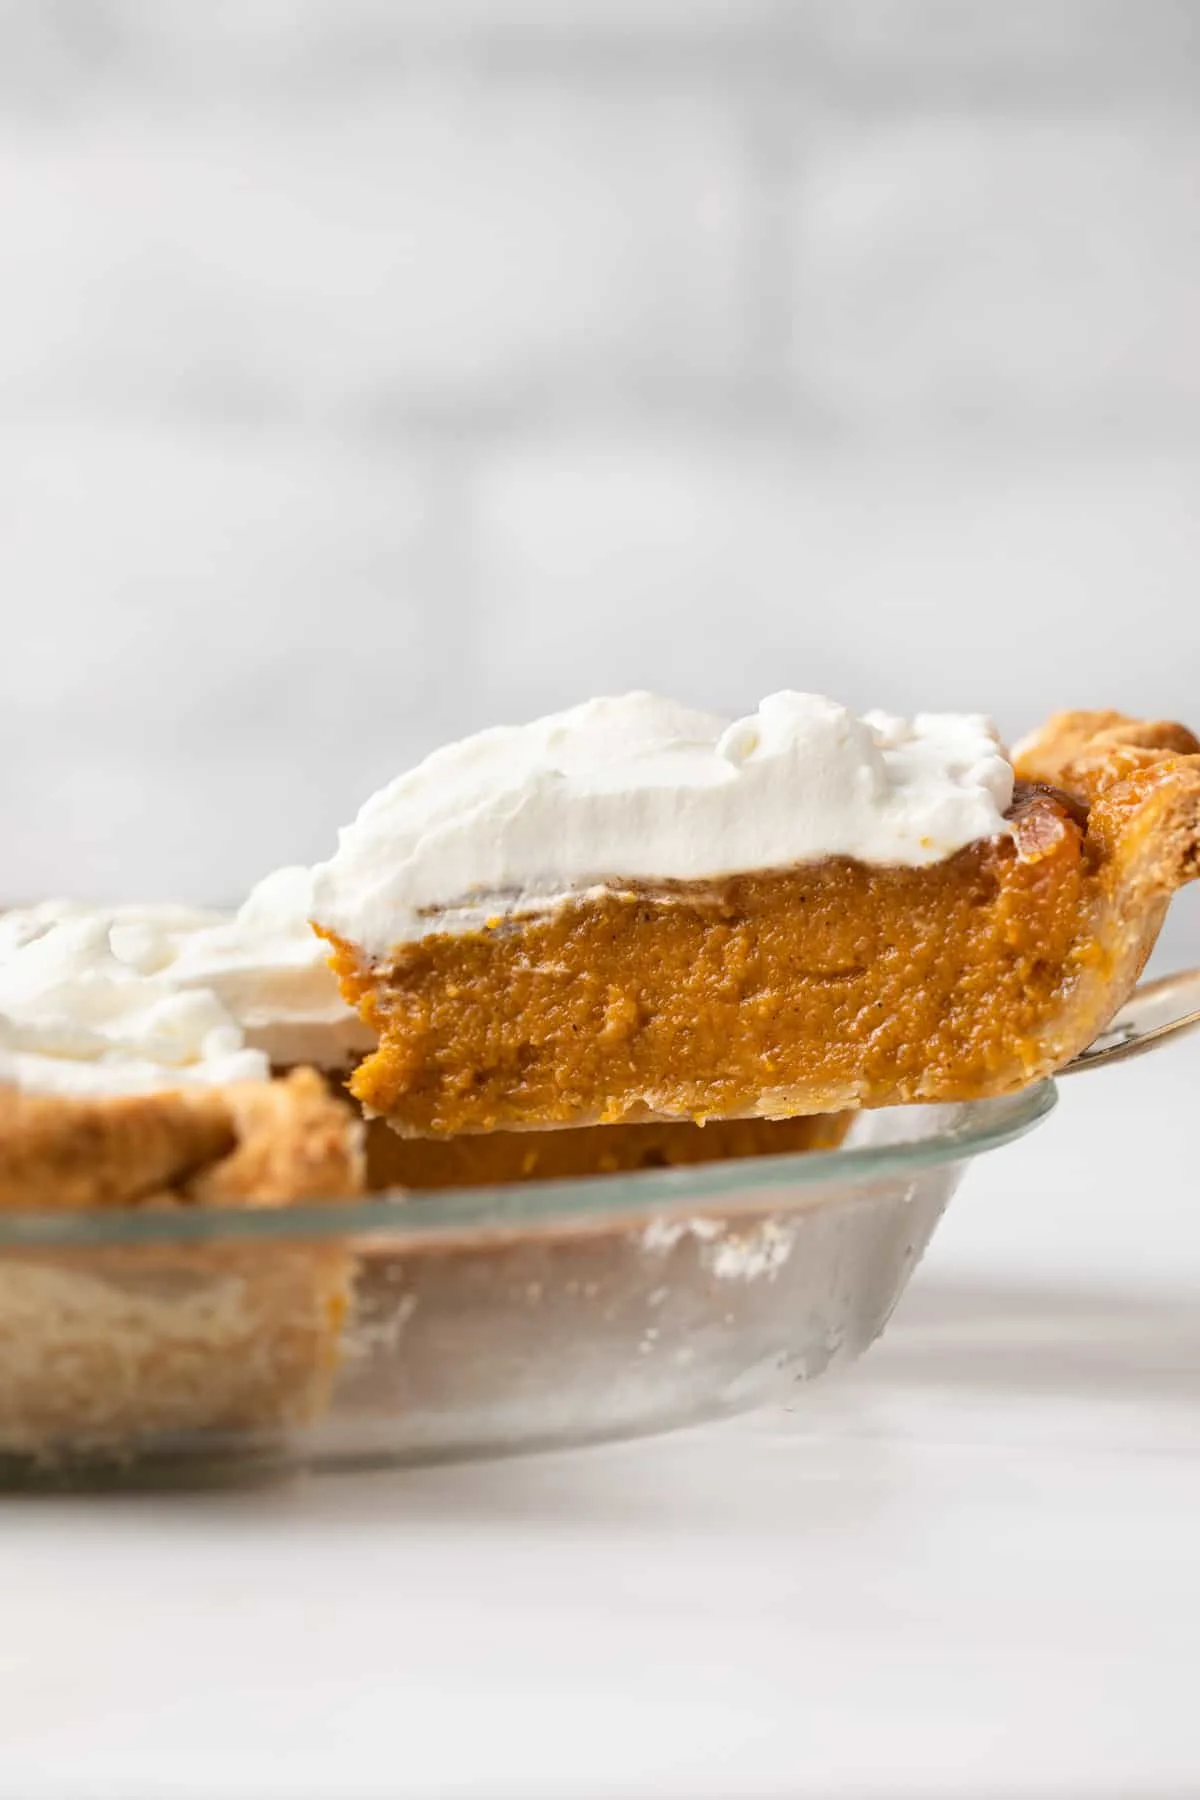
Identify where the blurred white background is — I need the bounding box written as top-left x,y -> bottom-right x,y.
1,0 -> 1197,946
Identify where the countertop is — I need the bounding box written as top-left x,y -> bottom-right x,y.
2,1040 -> 1198,1800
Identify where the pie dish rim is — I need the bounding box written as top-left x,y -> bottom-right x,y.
0,1080 -> 1055,1248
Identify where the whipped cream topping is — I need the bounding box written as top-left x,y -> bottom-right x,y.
0,909 -> 268,1096
0,870 -> 372,1097
0,898 -> 224,964
170,866 -> 375,1069
311,691 -> 1015,957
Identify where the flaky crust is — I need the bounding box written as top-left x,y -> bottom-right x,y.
1013,710 -> 1200,903
0,1086 -> 234,1212
1013,710 -> 1200,795
0,1071 -> 365,1461
0,1068 -> 364,1212
186,1069 -> 365,1208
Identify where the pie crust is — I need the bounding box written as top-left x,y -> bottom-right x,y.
0,1070 -> 365,1460
0,1067 -> 362,1212
322,712 -> 1200,1137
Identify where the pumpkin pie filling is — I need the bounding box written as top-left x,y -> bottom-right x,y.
360,1108 -> 851,1191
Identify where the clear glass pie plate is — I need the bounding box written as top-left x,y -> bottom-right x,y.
0,1086 -> 1055,1487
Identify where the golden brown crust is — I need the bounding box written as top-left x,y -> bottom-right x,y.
185,1069 -> 365,1209
0,1069 -> 364,1212
0,1241 -> 353,1458
0,1086 -> 235,1212
326,709 -> 1200,1136
1013,709 -> 1200,797
1013,710 -> 1200,898
0,1071 -> 365,1461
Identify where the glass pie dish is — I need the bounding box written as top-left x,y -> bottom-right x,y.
0,1084 -> 1055,1487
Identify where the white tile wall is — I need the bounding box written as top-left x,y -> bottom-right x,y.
0,94 -> 748,422
1,0 -> 1197,978
473,438 -> 1200,726
0,425 -> 438,894
794,117 -> 1200,429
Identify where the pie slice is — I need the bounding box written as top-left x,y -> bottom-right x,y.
0,1070 -> 365,1460
311,697 -> 1200,1137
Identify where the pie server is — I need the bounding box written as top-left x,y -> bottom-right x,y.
1062,966 -> 1200,1076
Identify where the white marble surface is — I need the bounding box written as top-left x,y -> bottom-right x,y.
2,1040 -> 1198,1800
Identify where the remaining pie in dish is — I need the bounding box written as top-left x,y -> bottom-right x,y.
0,1069 -> 364,1459
311,695 -> 1200,1137
0,872 -> 858,1457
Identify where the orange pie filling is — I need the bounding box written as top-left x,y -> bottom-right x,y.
359,1109 -> 851,1191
